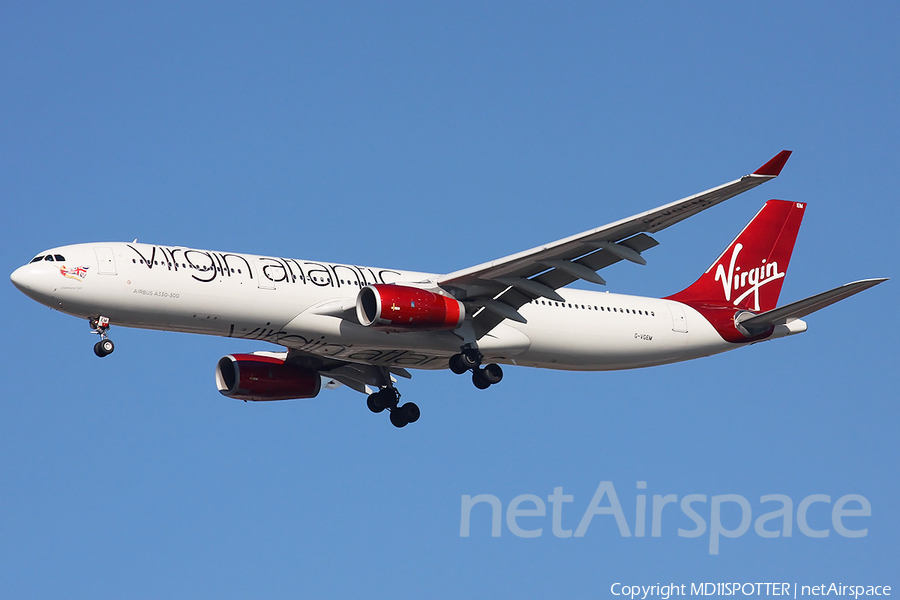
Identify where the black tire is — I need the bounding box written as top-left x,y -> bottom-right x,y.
100,339 -> 115,355
93,341 -> 106,357
461,348 -> 481,369
367,394 -> 385,413
390,409 -> 409,428
449,354 -> 469,375
373,389 -> 399,410
472,369 -> 491,389
482,363 -> 503,385
401,402 -> 420,423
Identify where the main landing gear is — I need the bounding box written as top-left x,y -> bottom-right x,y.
90,316 -> 115,358
449,346 -> 503,390
367,386 -> 420,428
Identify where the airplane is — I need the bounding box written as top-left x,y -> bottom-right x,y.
10,151 -> 887,428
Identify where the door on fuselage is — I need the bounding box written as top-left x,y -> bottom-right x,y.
94,247 -> 116,275
667,301 -> 688,333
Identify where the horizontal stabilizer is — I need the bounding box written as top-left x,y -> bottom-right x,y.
739,278 -> 888,330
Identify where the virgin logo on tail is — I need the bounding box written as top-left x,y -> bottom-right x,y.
714,243 -> 784,311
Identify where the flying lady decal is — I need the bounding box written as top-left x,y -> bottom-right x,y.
59,265 -> 89,281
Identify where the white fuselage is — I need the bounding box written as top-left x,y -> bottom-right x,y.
11,242 -> 800,372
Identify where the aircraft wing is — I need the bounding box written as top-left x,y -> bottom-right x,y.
285,347 -> 411,395
438,150 -> 792,338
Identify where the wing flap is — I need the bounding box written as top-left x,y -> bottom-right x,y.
284,348 -> 408,395
532,233 -> 659,292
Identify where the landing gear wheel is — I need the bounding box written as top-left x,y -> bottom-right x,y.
371,389 -> 398,411
482,363 -> 503,385
449,354 -> 469,375
460,348 -> 482,369
90,316 -> 113,357
472,368 -> 492,390
390,409 -> 409,428
93,339 -> 114,357
400,402 -> 420,423
367,394 -> 385,413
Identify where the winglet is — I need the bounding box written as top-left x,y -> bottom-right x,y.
753,150 -> 792,177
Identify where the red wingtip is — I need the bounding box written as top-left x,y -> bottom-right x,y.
753,150 -> 792,177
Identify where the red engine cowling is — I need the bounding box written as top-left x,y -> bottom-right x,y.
215,354 -> 321,401
356,284 -> 465,331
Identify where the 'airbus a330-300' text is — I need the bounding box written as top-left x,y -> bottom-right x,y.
11,151 -> 887,427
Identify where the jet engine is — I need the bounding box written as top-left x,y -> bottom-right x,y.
215,353 -> 321,401
356,284 -> 465,331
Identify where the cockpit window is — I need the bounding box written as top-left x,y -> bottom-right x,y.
54,254 -> 65,261
44,255 -> 55,261
30,256 -> 44,263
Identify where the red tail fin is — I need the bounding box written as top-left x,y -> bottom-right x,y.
666,200 -> 806,313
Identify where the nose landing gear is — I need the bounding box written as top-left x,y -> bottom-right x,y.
90,316 -> 115,357
449,346 -> 503,390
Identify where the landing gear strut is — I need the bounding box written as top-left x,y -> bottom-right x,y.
449,346 -> 503,390
367,385 -> 420,428
90,316 -> 115,358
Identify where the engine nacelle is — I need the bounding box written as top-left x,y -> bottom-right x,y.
356,284 -> 465,331
215,354 -> 321,401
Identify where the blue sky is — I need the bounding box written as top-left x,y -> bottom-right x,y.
1,3 -> 897,598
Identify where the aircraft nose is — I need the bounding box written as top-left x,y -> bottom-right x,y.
10,264 -> 34,292
10,263 -> 52,301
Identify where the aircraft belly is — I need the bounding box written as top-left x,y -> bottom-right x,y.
278,312 -> 533,370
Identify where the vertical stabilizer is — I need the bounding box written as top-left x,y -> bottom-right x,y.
666,200 -> 806,313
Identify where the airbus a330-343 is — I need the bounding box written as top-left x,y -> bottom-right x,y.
11,151 -> 887,427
